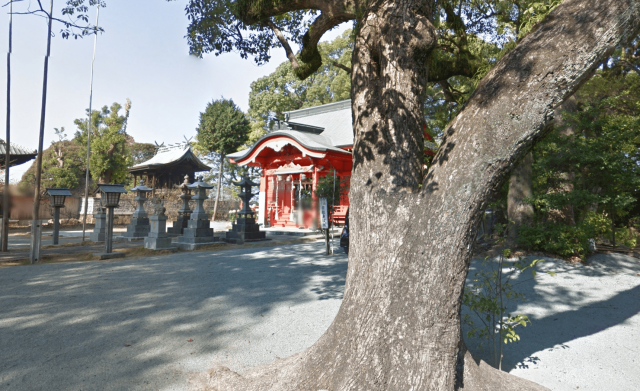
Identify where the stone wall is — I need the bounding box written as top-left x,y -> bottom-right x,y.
116,190 -> 240,222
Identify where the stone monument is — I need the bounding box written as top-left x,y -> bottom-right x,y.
174,176 -> 219,250
90,204 -> 107,242
122,180 -> 152,239
225,175 -> 267,244
144,198 -> 176,250
167,175 -> 192,236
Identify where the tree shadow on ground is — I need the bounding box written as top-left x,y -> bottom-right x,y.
463,252 -> 640,372
0,242 -> 347,390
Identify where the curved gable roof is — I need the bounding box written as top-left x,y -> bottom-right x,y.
228,100 -> 353,164
129,144 -> 210,173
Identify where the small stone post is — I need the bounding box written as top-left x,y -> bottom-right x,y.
89,205 -> 107,242
167,175 -> 192,236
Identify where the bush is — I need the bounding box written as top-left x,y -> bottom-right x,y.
517,211 -> 638,256
616,227 -> 638,248
517,222 -> 591,258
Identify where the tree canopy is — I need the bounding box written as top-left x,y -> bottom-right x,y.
74,100 -> 132,184
247,29 -> 353,141
195,98 -> 250,157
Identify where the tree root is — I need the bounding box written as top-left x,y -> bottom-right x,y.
188,350 -> 549,391
456,350 -> 549,391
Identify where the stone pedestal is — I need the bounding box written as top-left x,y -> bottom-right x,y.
225,176 -> 267,243
174,176 -> 218,250
90,208 -> 107,242
144,214 -> 175,250
225,216 -> 267,243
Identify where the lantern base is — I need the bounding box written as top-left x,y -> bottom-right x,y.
144,236 -> 177,251
93,252 -> 125,260
122,216 -> 151,238
174,241 -> 225,251
167,214 -> 190,236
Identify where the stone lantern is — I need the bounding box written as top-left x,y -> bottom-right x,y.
94,183 -> 127,259
174,176 -> 218,250
123,180 -> 152,239
45,188 -> 72,245
225,175 -> 267,243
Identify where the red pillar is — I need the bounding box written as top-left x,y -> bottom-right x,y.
312,166 -> 319,229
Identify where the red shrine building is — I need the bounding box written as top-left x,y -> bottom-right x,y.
228,100 -> 353,228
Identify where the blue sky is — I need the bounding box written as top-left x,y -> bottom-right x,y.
0,1 -> 349,181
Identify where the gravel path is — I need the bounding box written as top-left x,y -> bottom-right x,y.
1,242 -> 639,390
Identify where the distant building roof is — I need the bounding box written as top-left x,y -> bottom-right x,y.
228,100 -> 353,162
284,100 -> 353,147
0,139 -> 37,168
129,143 -> 210,173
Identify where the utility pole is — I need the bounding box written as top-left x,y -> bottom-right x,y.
81,5 -> 100,242
2,0 -> 13,252
29,0 -> 54,264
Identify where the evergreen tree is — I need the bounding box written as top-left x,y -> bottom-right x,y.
195,98 -> 250,221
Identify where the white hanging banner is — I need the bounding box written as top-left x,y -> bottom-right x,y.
319,197 -> 329,229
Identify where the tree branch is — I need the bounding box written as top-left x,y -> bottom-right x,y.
237,0 -> 354,25
236,0 -> 355,80
267,19 -> 300,71
294,12 -> 353,79
332,61 -> 351,73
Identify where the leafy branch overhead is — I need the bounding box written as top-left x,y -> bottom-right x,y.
6,0 -> 106,39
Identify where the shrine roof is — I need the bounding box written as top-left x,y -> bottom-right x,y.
284,100 -> 353,147
129,143 -> 211,173
228,100 -> 353,163
0,139 -> 37,168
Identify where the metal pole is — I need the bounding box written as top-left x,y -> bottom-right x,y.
29,0 -> 54,264
53,207 -> 60,245
81,5 -> 100,242
105,206 -> 113,253
2,0 -> 13,252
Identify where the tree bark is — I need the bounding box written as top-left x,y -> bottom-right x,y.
194,0 -> 640,390
212,152 -> 224,222
507,152 -> 534,240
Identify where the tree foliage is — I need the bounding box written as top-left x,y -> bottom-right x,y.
195,98 -> 250,157
74,100 -> 132,184
19,130 -> 85,193
517,62 -> 640,256
247,29 -> 353,142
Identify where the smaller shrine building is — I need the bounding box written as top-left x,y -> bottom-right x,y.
228,100 -> 352,228
128,143 -> 211,193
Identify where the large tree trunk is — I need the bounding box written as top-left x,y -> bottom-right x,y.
507,152 -> 534,240
194,0 -> 640,390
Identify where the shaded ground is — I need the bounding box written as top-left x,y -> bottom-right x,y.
1,243 -> 638,390
0,241 -> 347,390
463,252 -> 640,391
